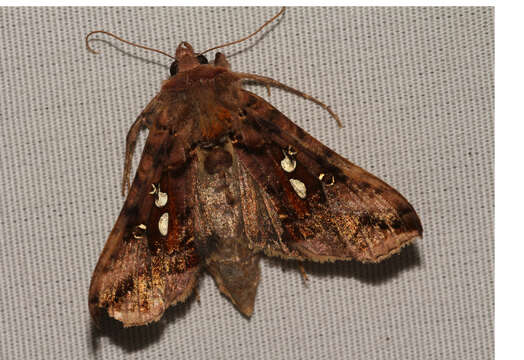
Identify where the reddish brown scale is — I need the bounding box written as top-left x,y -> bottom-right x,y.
201,106 -> 232,140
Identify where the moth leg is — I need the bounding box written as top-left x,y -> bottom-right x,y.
265,84 -> 271,97
297,263 -> 309,284
194,287 -> 201,304
122,115 -> 150,195
235,72 -> 342,127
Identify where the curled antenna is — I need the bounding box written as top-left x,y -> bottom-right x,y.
199,7 -> 285,55
85,30 -> 176,60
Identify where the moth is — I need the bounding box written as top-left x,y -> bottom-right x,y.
87,8 -> 422,327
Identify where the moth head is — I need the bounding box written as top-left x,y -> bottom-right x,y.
170,42 -> 208,76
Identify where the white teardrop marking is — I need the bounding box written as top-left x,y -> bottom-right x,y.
289,178 -> 307,199
155,191 -> 168,207
158,213 -> 169,236
281,156 -> 296,173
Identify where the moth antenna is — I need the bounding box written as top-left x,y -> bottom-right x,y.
85,30 -> 176,60
235,72 -> 343,128
199,7 -> 286,56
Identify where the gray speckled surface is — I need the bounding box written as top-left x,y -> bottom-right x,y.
0,7 -> 493,359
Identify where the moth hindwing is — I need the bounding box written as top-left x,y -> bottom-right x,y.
87,9 -> 422,327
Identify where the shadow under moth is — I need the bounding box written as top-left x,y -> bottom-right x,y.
87,8 -> 422,327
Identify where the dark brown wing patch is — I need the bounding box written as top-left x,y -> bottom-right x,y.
235,90 -> 422,263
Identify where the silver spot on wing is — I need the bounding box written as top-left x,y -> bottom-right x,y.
155,190 -> 168,207
133,224 -> 147,239
281,156 -> 296,173
289,178 -> 307,199
158,212 -> 169,236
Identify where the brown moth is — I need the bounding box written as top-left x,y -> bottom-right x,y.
87,8 -> 422,327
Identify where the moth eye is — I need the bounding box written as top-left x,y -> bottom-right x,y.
197,54 -> 208,64
170,60 -> 179,76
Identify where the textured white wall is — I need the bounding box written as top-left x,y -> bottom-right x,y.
0,7 -> 493,360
